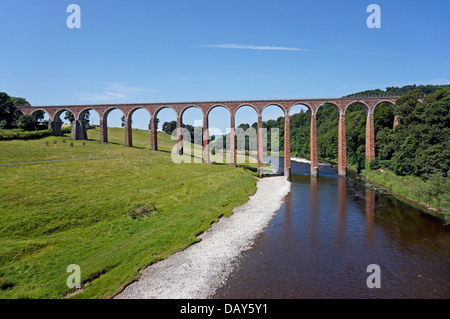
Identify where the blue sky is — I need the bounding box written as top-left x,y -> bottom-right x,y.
1,0 -> 449,131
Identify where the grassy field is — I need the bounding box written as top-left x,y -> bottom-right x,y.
0,127 -> 259,298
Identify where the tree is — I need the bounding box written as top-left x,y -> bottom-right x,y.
0,92 -> 29,129
374,87 -> 450,178
33,111 -> 45,122
162,121 -> 177,135
15,114 -> 37,131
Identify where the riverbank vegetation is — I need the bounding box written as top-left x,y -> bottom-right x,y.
208,84 -> 450,221
0,128 -> 258,298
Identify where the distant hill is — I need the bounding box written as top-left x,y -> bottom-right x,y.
344,84 -> 450,98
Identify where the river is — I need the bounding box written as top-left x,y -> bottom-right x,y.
212,158 -> 450,298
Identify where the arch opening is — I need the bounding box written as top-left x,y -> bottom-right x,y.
234,105 -> 258,167
30,109 -> 51,131
179,106 -> 203,159
289,104 -> 312,174
129,108 -> 151,149
78,108 -> 100,140
103,108 -> 126,145
52,109 -> 76,137
208,105 -> 231,164
155,107 -> 177,152
345,103 -> 367,173
316,103 -> 339,164
261,104 -> 285,174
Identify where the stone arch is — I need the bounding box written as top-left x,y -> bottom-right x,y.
315,102 -> 344,175
151,106 -> 178,152
72,107 -> 100,140
233,104 -> 258,117
54,108 -> 76,123
288,103 -> 314,175
207,105 -> 232,164
127,106 -> 152,131
29,109 -> 55,134
153,106 -> 178,131
30,108 -> 52,121
127,107 -> 152,148
287,102 -> 314,115
180,105 -> 204,119
100,107 -> 126,144
234,104 -> 259,169
374,99 -> 396,108
345,101 -> 370,114
78,107 -> 100,121
206,104 -> 232,118
261,104 -> 286,174
261,103 -> 287,116
373,100 -> 396,117
154,105 -> 177,118
318,101 -> 343,114
180,105 -> 204,157
50,108 -> 77,138
103,107 -> 125,120
344,102 -> 368,172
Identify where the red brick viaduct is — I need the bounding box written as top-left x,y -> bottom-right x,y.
17,97 -> 398,177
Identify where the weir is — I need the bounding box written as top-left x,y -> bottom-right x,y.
18,97 -> 398,177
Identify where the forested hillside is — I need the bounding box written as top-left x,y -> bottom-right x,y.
240,84 -> 449,180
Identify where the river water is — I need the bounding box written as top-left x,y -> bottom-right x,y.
213,159 -> 450,299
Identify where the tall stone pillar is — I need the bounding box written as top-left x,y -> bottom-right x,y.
310,111 -> 319,176
99,117 -> 108,143
124,116 -> 132,147
365,110 -> 375,163
49,120 -> 62,136
71,120 -> 87,140
203,115 -> 210,163
257,114 -> 264,177
230,114 -> 236,166
338,111 -> 347,177
284,114 -> 291,177
150,116 -> 158,151
177,115 -> 183,155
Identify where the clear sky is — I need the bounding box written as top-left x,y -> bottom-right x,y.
1,0 -> 449,131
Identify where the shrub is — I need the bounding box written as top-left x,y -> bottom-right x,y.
15,115 -> 37,131
369,158 -> 392,171
0,278 -> 15,290
0,129 -> 52,140
128,203 -> 159,219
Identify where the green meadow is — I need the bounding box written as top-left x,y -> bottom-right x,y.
0,127 -> 259,298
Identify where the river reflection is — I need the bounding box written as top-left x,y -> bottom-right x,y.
213,160 -> 450,299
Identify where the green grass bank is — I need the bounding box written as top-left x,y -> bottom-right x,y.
0,128 -> 259,298
363,169 -> 450,224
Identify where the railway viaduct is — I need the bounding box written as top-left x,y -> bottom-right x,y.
17,97 -> 398,177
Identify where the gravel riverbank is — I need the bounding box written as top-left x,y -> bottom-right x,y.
115,176 -> 291,299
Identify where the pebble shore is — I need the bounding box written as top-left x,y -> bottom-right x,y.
115,176 -> 291,299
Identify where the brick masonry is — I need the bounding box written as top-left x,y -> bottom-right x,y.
18,97 -> 398,177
